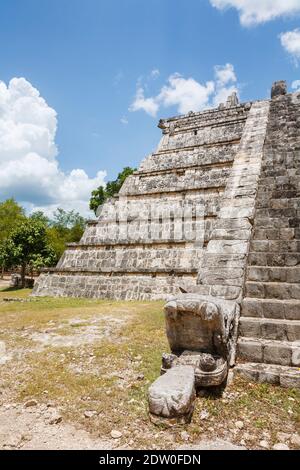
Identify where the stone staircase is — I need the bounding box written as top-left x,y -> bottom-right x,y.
33,98 -> 251,300
236,88 -> 300,388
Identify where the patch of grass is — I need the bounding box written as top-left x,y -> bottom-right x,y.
0,290 -> 299,449
0,293 -> 168,446
0,287 -> 32,298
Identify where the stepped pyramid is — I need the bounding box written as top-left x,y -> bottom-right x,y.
33,81 -> 300,387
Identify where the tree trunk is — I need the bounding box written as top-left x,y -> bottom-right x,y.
0,264 -> 4,280
21,263 -> 26,288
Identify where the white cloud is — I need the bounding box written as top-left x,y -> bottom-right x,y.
120,116 -> 129,125
129,86 -> 159,117
215,63 -> 236,85
0,77 -> 106,217
157,74 -> 215,114
210,0 -> 300,26
280,29 -> 300,65
292,79 -> 300,90
129,64 -> 239,117
150,69 -> 160,79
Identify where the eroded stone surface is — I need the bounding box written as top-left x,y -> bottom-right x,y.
32,94 -> 253,301
31,83 -> 300,391
164,294 -> 239,362
237,89 -> 300,385
148,366 -> 195,420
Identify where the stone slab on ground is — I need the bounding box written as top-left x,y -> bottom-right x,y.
233,362 -> 300,388
148,365 -> 195,420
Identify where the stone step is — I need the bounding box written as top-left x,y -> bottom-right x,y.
250,240 -> 300,253
233,362 -> 300,388
254,217 -> 300,230
239,317 -> 300,341
255,208 -> 298,219
252,227 -> 300,240
247,266 -> 300,283
258,175 -> 300,187
245,281 -> 300,299
248,252 -> 300,267
237,337 -> 300,367
256,191 -> 299,200
241,297 -> 300,320
255,197 -> 300,210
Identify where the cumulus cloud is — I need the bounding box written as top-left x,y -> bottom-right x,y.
292,79 -> 300,90
215,63 -> 236,85
129,86 -> 159,117
0,77 -> 106,217
129,63 -> 238,117
210,0 -> 300,26
157,74 -> 215,114
150,69 -> 160,79
280,29 -> 300,66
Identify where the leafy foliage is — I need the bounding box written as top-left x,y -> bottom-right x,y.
0,198 -> 26,243
51,208 -> 86,231
0,165 -> 136,275
89,166 -> 136,215
0,199 -> 87,274
89,186 -> 106,215
48,208 -> 86,261
1,219 -> 56,286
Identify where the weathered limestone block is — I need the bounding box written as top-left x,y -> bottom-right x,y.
195,101 -> 270,302
164,294 -> 239,364
206,240 -> 248,255
198,268 -> 245,287
148,365 -> 195,422
149,279 -> 248,421
271,80 -> 287,98
33,94 -> 252,301
120,166 -> 231,196
291,343 -> 300,367
162,351 -> 228,387
32,272 -> 198,301
55,245 -> 202,273
234,363 -> 300,388
138,145 -> 238,173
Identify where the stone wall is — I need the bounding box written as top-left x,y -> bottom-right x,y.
33,97 -> 250,300
235,87 -> 300,386
57,244 -> 201,273
196,100 -> 270,301
34,272 -> 197,301
32,84 -> 300,387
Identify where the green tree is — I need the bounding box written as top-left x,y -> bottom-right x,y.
30,211 -> 50,225
0,198 -> 26,242
89,186 -> 106,215
105,166 -> 136,198
46,227 -> 67,262
89,166 -> 136,215
0,198 -> 26,277
52,208 -> 85,231
47,208 -> 86,262
1,220 -> 55,287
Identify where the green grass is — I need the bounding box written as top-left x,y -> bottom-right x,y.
0,287 -> 299,449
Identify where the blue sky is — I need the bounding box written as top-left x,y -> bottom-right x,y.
0,0 -> 300,216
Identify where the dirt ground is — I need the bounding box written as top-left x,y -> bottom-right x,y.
0,287 -> 299,450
